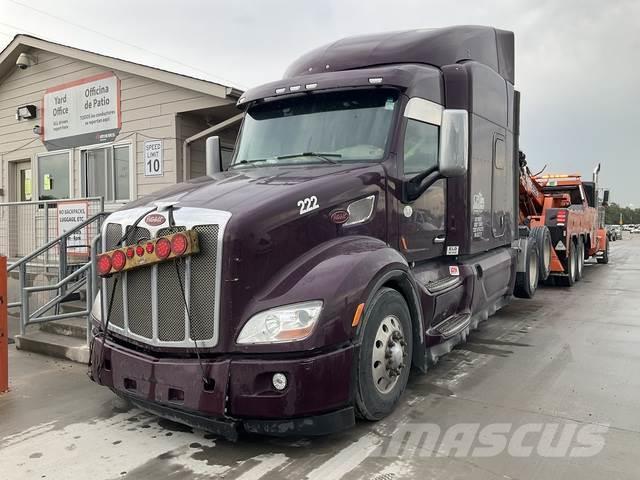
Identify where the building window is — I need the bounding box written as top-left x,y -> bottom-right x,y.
81,145 -> 131,202
37,151 -> 71,201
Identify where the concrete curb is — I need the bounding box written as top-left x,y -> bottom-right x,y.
14,331 -> 89,364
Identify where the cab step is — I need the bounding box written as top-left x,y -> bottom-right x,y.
425,276 -> 462,294
428,312 -> 472,339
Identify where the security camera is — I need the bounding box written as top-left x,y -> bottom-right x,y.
16,53 -> 36,70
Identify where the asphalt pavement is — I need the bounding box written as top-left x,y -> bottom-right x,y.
1,235 -> 639,479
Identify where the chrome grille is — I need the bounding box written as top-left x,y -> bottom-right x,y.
101,207 -> 230,348
104,224 -> 124,328
190,225 -> 219,340
126,227 -> 152,339
157,226 -> 187,342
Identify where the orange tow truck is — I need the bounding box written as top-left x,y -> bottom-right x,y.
519,152 -> 610,287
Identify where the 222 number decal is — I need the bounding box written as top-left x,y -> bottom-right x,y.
297,196 -> 319,215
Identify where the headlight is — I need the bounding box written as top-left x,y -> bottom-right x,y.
237,301 -> 323,344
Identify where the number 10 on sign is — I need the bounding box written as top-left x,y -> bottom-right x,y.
144,140 -> 163,176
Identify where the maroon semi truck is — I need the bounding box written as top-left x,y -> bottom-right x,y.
89,25 -> 540,438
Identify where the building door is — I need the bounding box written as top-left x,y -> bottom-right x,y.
7,161 -> 34,258
14,160 -> 32,202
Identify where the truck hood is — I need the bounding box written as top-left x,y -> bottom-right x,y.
122,163 -> 388,352
125,163 -> 377,216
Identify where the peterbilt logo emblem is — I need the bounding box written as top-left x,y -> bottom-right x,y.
330,209 -> 350,224
144,213 -> 166,226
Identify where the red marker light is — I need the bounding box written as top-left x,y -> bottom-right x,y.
136,245 -> 145,256
111,250 -> 127,271
156,238 -> 171,259
97,254 -> 112,276
145,242 -> 154,254
171,233 -> 188,256
126,247 -> 135,259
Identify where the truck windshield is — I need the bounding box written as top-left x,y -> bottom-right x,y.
232,89 -> 398,167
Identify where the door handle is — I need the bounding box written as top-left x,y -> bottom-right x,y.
433,235 -> 446,244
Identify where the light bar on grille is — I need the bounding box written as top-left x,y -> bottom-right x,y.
97,230 -> 199,277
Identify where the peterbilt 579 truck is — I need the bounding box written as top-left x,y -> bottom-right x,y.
89,25 -> 540,438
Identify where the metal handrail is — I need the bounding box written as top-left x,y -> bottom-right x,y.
0,197 -> 104,208
8,212 -> 109,272
7,210 -> 108,344
26,261 -> 92,293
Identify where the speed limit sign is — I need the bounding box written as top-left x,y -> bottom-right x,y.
144,140 -> 163,176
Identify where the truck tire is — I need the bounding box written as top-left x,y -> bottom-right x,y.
575,241 -> 585,281
597,239 -> 610,264
514,240 -> 539,299
558,241 -> 577,287
355,287 -> 413,421
531,226 -> 552,281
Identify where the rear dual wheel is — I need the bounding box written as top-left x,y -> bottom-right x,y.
576,241 -> 585,281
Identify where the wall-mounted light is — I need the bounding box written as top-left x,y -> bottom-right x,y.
16,105 -> 37,120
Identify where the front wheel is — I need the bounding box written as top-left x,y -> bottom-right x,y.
558,241 -> 577,287
597,239 -> 610,264
514,239 -> 539,299
355,288 -> 413,421
531,226 -> 552,282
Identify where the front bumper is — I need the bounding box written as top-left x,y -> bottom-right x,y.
90,338 -> 356,438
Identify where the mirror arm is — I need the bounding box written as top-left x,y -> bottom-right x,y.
404,168 -> 442,203
408,165 -> 438,187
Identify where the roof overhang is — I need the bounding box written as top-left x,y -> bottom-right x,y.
0,35 -> 243,99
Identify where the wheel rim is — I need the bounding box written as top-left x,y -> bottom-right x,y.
529,249 -> 538,290
543,237 -> 551,272
372,315 -> 407,395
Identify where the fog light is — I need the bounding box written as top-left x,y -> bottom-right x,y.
272,373 -> 287,391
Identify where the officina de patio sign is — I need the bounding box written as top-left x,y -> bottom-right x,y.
42,72 -> 121,150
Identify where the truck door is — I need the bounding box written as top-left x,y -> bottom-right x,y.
398,98 -> 446,262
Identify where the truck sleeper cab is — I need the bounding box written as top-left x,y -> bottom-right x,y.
89,26 -> 536,438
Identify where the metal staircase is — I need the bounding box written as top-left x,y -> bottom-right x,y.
8,212 -> 107,363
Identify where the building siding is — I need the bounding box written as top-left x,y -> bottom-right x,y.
0,47 -> 235,204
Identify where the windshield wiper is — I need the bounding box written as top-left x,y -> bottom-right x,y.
231,152 -> 342,169
229,158 -> 266,168
276,152 -> 342,164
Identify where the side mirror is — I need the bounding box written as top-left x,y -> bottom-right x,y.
438,109 -> 469,177
602,189 -> 610,206
205,136 -> 221,176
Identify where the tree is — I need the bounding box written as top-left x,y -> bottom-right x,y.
605,203 -> 640,225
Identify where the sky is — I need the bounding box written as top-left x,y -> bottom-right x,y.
1,0 -> 639,205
